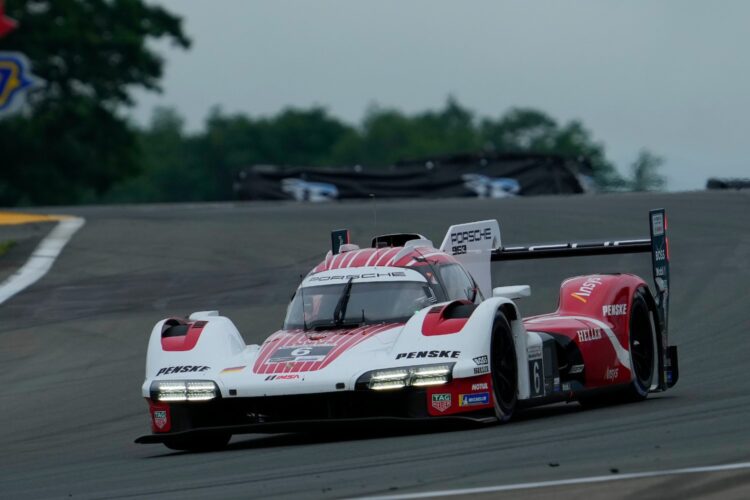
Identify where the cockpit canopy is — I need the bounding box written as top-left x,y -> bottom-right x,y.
283,265 -> 481,330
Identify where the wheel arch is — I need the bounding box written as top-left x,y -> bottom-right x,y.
471,297 -> 531,400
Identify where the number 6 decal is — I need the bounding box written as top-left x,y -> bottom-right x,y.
529,359 -> 544,397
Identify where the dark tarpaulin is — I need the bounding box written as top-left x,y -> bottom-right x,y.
233,152 -> 591,201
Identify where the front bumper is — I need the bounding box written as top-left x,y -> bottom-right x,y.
137,388 -> 496,444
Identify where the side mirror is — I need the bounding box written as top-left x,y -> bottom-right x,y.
492,285 -> 531,300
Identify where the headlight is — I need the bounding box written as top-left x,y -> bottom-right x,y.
150,380 -> 219,402
358,363 -> 453,390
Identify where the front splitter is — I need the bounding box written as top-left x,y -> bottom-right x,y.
135,415 -> 496,444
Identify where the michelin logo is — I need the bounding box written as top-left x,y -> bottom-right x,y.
459,392 -> 490,407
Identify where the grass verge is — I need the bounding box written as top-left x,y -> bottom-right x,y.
0,240 -> 17,257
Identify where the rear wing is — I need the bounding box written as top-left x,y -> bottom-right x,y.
490,209 -> 670,338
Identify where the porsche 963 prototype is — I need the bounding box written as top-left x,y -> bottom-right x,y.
136,210 -> 678,451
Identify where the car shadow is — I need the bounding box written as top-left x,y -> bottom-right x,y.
144,395 -> 675,457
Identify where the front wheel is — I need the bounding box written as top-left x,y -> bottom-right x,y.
163,432 -> 231,452
490,313 -> 517,422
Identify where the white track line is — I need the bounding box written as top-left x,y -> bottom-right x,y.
0,216 -> 85,305
358,461 -> 750,500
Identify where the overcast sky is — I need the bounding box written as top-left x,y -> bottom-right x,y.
132,0 -> 750,191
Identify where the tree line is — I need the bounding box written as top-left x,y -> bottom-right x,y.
0,0 -> 664,207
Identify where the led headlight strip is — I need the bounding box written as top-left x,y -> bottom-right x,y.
150,380 -> 219,402
362,363 -> 453,390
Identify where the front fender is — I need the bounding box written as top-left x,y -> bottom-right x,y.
389,297 -> 531,398
142,314 -> 252,397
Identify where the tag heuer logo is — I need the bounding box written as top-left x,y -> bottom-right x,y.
153,410 -> 168,429
473,355 -> 488,366
431,393 -> 452,413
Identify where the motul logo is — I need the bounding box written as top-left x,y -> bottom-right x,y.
571,276 -> 602,304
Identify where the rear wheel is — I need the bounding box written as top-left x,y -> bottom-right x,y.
624,288 -> 656,401
163,432 -> 231,452
490,314 -> 517,422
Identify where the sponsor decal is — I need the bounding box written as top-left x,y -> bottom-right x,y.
308,271 -> 406,282
452,244 -> 467,255
605,366 -> 619,381
459,392 -> 490,407
570,276 -> 603,304
562,382 -> 571,391
473,366 -> 490,375
269,345 -> 334,363
652,213 -> 664,236
0,52 -> 40,115
569,364 -> 584,374
553,376 -> 561,392
396,350 -> 460,360
527,344 -> 543,361
472,355 -> 488,366
577,328 -> 603,342
602,304 -> 628,316
265,374 -> 300,381
654,248 -> 666,262
529,359 -> 544,397
450,228 -> 493,245
153,410 -> 168,430
471,382 -> 489,391
655,265 -> 667,277
157,365 -> 210,376
431,393 -> 452,412
220,366 -> 245,374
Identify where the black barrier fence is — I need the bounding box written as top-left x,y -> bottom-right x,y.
706,178 -> 750,190
233,152 -> 594,201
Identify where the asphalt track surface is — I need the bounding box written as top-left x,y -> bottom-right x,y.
0,191 -> 748,499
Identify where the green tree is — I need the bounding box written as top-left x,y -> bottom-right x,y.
192,106 -> 353,200
332,98 -> 480,165
628,149 -> 665,191
0,0 -> 189,205
107,106 -> 207,203
480,108 -> 626,189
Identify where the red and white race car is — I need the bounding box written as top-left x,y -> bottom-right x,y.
136,210 -> 678,451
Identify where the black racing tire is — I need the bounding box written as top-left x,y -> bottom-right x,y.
163,432 -> 231,452
490,313 -> 517,422
623,288 -> 656,401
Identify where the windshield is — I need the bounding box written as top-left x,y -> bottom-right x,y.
284,281 -> 436,330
